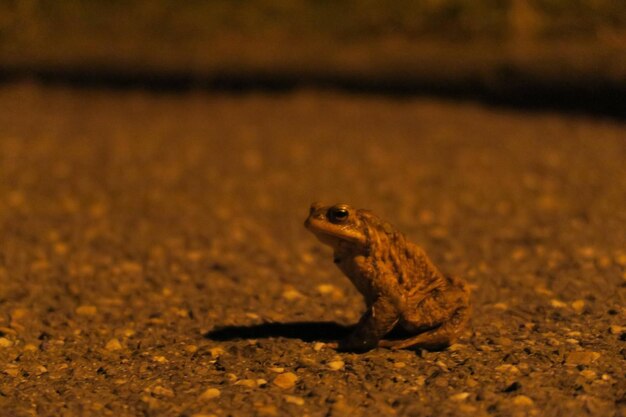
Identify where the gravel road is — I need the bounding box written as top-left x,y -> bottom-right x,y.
0,84 -> 625,417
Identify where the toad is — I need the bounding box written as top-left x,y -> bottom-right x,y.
304,203 -> 470,352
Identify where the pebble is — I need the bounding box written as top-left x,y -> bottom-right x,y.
316,284 -> 343,299
199,388 -> 221,400
4,365 -> 19,377
615,252 -> 626,266
209,347 -> 225,357
10,308 -> 29,321
152,385 -> 175,398
0,327 -> 16,335
513,395 -> 534,406
273,372 -> 298,389
35,365 -> 48,375
282,288 -> 304,300
566,351 -> 601,366
0,337 -> 13,348
495,364 -> 520,374
571,300 -> 586,313
284,395 -> 305,406
234,379 -> 257,388
313,342 -> 326,351
550,299 -> 567,308
256,405 -> 278,416
580,370 -> 597,380
75,305 -> 97,316
450,392 -> 470,401
327,360 -> 345,371
269,367 -> 285,373
609,325 -> 625,335
105,338 -> 123,351
433,376 -> 448,388
458,404 -> 477,413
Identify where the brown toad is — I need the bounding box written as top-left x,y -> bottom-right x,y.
304,203 -> 470,352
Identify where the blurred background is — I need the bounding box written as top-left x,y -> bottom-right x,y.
1,0 -> 625,114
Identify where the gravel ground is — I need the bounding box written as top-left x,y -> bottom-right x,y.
0,84 -> 625,417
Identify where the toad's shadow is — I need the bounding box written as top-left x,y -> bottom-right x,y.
204,321 -> 353,343
204,321 -> 412,343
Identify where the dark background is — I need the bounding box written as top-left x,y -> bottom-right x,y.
1,0 -> 626,115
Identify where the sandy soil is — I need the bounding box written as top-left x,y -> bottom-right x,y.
0,84 -> 625,417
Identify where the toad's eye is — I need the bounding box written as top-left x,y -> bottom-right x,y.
328,206 -> 349,223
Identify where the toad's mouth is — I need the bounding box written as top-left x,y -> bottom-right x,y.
304,218 -> 365,246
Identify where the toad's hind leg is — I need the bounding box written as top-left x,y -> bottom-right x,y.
380,306 -> 470,350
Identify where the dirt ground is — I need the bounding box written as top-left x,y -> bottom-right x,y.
0,83 -> 625,417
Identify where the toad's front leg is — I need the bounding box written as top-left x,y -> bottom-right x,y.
337,296 -> 399,352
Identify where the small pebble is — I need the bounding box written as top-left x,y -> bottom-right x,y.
572,300 -> 586,313
75,305 -> 97,316
284,395 -> 305,406
534,285 -> 553,296
566,351 -> 601,366
282,288 -> 304,300
4,366 -> 19,377
450,392 -> 470,401
313,342 -> 326,351
458,404 -> 477,413
0,337 -> 13,348
105,338 -> 123,351
513,395 -> 534,406
609,325 -> 625,335
10,308 -> 29,321
580,370 -> 597,380
550,299 -> 567,308
327,360 -> 345,371
256,405 -> 278,416
433,376 -> 448,388
614,252 -> 626,266
199,388 -> 221,400
209,347 -> 225,357
269,367 -> 285,373
273,372 -> 298,389
235,379 -> 257,388
152,386 -> 174,398
495,364 -> 520,374
317,284 -> 336,294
